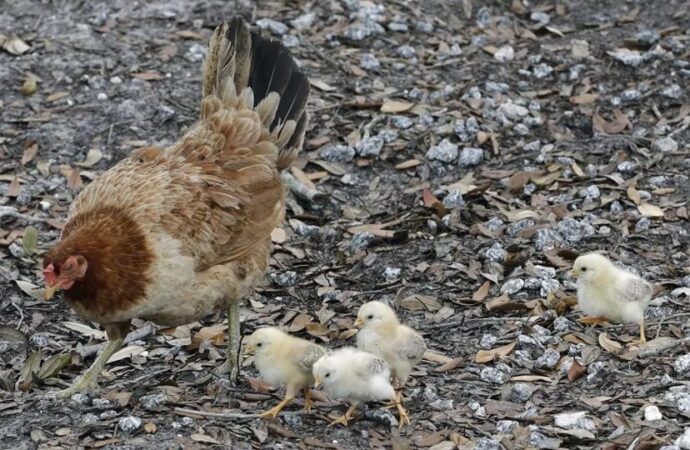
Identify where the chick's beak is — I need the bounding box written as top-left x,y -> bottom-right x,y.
569,269 -> 579,279
244,344 -> 256,354
353,318 -> 364,328
314,378 -> 322,387
44,283 -> 61,301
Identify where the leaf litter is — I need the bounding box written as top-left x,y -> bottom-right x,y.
0,0 -> 689,449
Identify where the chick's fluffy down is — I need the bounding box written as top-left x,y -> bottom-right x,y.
313,347 -> 395,403
246,327 -> 325,389
575,253 -> 653,324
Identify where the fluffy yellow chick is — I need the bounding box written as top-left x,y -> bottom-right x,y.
572,252 -> 654,343
244,327 -> 326,418
354,300 -> 426,426
312,347 -> 396,426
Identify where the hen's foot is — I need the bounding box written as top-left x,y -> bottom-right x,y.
578,316 -> 609,326
50,371 -> 99,399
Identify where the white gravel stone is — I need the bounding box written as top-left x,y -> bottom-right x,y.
644,405 -> 662,421
118,416 -> 142,432
499,103 -> 529,120
554,411 -> 595,431
654,137 -> 679,153
675,354 -> 690,377
426,139 -> 458,163
494,45 -> 514,62
501,278 -> 524,295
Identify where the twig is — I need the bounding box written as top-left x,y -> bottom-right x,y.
0,206 -> 46,223
418,316 -> 530,331
76,324 -> 155,358
11,301 -> 25,329
173,407 -> 259,420
638,337 -> 690,359
281,172 -> 323,203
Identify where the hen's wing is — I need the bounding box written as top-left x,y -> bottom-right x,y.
70,17 -> 309,270
297,344 -> 327,374
615,276 -> 654,304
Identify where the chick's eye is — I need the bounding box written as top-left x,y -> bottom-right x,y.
581,267 -> 587,272
257,343 -> 263,347
367,314 -> 374,319
325,373 -> 330,378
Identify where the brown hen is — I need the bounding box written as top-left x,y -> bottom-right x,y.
42,16 -> 310,398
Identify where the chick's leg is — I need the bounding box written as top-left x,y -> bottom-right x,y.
638,322 -> 646,344
329,403 -> 358,427
53,338 -> 124,399
303,387 -> 314,413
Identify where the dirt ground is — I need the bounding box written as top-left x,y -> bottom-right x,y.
1,0 -> 690,449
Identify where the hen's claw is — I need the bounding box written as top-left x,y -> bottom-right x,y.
51,372 -> 100,399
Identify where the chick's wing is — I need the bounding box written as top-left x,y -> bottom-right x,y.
615,276 -> 653,303
298,344 -> 326,374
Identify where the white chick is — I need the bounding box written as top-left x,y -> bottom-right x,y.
312,347 -> 395,426
572,252 -> 654,343
244,327 -> 326,418
354,300 -> 426,426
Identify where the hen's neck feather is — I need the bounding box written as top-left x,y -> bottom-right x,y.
47,206 -> 154,318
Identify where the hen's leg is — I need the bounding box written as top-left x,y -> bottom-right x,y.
52,338 -> 124,399
226,300 -> 241,382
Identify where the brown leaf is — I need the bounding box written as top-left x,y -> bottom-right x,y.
593,109 -> 632,134
397,294 -> 442,312
104,391 -> 132,407
191,433 -> 219,444
569,93 -> 598,105
22,141 -> 38,165
305,322 -> 329,337
598,332 -> 623,354
638,203 -> 664,218
132,71 -> 164,81
310,79 -> 336,92
475,342 -> 516,363
395,159 -> 422,170
567,360 -> 587,382
421,187 -> 449,218
2,36 -> 30,55
247,377 -> 274,393
627,185 -> 641,205
511,375 -> 552,382
508,171 -> 531,193
472,281 -> 491,302
435,356 -> 462,372
381,100 -> 414,113
144,422 -> 157,433
7,176 -> 21,197
191,324 -> 225,348
176,30 -> 202,39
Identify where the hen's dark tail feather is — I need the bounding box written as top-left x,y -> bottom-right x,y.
202,16 -> 310,170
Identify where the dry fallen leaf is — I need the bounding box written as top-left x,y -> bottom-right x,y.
397,294 -> 442,312
638,203 -> 664,218
569,93 -> 598,105
77,148 -> 103,167
435,356 -> 462,372
627,185 -> 641,205
132,71 -> 164,81
472,281 -> 492,302
7,176 -> 21,197
598,332 -> 623,354
144,422 -> 157,433
2,36 -> 31,55
475,342 -> 516,363
592,109 -> 632,134
381,100 -> 414,113
22,141 -> 38,165
567,360 -> 587,382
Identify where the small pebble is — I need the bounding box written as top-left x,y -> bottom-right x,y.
480,334 -> 498,350
480,367 -> 509,385
459,147 -> 484,167
118,416 -> 142,433
360,53 -> 380,70
426,139 -> 458,163
256,18 -> 288,35
654,137 -> 679,153
674,354 -> 690,377
320,144 -> 355,162
535,348 -> 560,369
644,405 -> 662,421
494,45 -> 514,62
501,278 -> 524,295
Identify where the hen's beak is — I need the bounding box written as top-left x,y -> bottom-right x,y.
314,378 -> 322,388
44,284 -> 60,301
353,318 -> 364,328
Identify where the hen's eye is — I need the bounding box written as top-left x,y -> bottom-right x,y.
581,267 -> 587,272
367,314 -> 374,319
